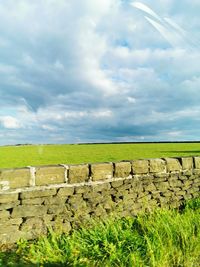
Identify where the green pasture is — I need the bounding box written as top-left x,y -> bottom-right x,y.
1,143 -> 200,168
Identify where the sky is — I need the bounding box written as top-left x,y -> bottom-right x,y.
0,0 -> 200,145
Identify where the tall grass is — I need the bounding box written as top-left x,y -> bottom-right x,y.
1,198 -> 200,267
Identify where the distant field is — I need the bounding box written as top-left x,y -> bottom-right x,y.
1,142 -> 200,169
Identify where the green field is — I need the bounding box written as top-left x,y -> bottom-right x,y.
1,143 -> 200,168
1,198 -> 200,267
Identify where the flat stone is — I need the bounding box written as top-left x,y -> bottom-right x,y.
164,158 -> 182,172
20,188 -> 57,199
57,187 -> 74,196
0,201 -> 20,210
181,157 -> 193,170
20,217 -> 46,238
194,157 -> 200,169
35,166 -> 65,186
132,160 -> 149,174
68,164 -> 89,183
11,205 -> 47,218
0,193 -> 18,204
0,210 -> 10,219
0,168 -> 30,189
91,163 -> 113,181
149,159 -> 166,173
114,162 -> 131,178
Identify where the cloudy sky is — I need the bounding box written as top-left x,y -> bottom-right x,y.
0,0 -> 200,145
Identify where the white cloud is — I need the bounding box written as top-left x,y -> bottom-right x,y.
0,0 -> 200,145
0,116 -> 22,129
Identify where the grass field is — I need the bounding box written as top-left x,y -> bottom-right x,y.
1,198 -> 199,267
1,142 -> 200,169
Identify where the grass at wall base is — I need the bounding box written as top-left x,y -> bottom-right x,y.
0,198 -> 200,267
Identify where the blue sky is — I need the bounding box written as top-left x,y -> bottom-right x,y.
0,0 -> 200,145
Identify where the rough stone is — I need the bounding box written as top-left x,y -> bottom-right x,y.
35,166 -> 65,186
0,210 -> 10,219
20,218 -> 46,238
0,193 -> 18,204
194,157 -> 200,169
132,160 -> 149,174
149,159 -> 166,173
12,205 -> 47,218
114,162 -> 131,178
111,180 -> 124,188
57,187 -> 74,196
0,201 -> 20,210
164,158 -> 182,172
155,181 -> 169,191
22,197 -> 46,205
0,168 -> 30,189
145,183 -> 157,192
91,163 -> 113,181
68,164 -> 89,183
20,189 -> 57,199
181,157 -> 193,170
92,183 -> 111,192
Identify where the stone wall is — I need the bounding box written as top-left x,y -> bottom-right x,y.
0,157 -> 200,244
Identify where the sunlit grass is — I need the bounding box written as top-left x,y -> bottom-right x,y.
1,142 -> 200,168
1,198 -> 199,267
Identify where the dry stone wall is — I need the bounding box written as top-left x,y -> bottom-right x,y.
0,157 -> 200,245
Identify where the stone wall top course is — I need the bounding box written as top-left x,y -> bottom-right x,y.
35,165 -> 65,186
0,168 -> 30,190
149,159 -> 166,173
132,160 -> 149,174
164,158 -> 182,172
91,162 -> 113,181
68,164 -> 89,184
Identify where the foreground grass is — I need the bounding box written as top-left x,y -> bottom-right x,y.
1,198 -> 200,267
1,142 -> 200,168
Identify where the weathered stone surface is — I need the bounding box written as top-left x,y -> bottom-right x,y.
155,181 -> 169,191
111,180 -> 124,188
164,158 -> 182,172
75,185 -> 90,194
187,187 -> 199,194
44,196 -> 66,205
92,183 -> 111,192
193,169 -> 200,175
0,210 -> 10,219
12,205 -> 47,218
194,157 -> 200,169
20,218 -> 46,238
57,187 -> 74,196
145,183 -> 157,192
0,168 -> 30,189
35,166 -> 65,186
168,178 -> 182,188
50,220 -> 71,233
0,156 -> 199,245
22,197 -> 46,205
176,190 -> 186,196
0,225 -> 19,235
149,159 -> 166,173
132,160 -> 149,174
20,189 -> 57,199
47,205 -> 66,215
68,164 -> 89,183
91,163 -> 113,181
0,201 -> 20,211
0,218 -> 22,227
114,162 -> 131,178
181,157 -> 193,170
0,193 -> 18,204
